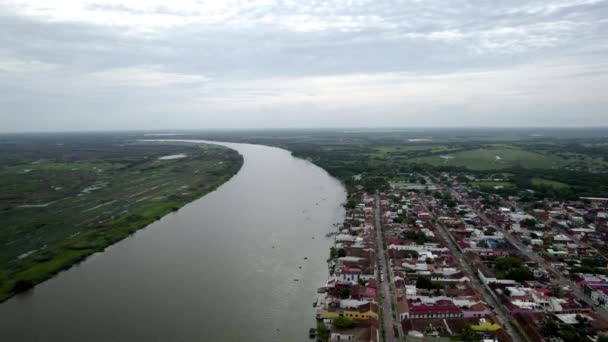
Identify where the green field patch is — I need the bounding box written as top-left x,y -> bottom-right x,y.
413,146 -> 566,170
531,178 -> 569,189
2,162 -> 125,175
370,145 -> 459,158
470,181 -> 515,188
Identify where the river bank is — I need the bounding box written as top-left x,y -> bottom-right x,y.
0,141 -> 346,342
0,140 -> 243,303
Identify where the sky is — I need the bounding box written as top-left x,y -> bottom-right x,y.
1,0 -> 607,132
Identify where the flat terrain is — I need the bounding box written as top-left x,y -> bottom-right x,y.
174,128 -> 608,199
412,145 -> 567,170
0,134 -> 242,301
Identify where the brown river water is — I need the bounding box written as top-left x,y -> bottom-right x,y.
0,141 -> 346,341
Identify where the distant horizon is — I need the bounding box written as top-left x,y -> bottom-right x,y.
2,126 -> 608,135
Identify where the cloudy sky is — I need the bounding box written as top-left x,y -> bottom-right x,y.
1,0 -> 607,131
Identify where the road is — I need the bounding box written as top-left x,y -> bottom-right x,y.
418,194 -> 525,342
375,194 -> 402,342
432,176 -> 608,321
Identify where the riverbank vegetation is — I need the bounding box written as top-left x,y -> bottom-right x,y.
179,128 -> 608,200
0,134 -> 243,302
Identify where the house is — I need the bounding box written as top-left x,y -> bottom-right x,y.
398,297 -> 409,321
330,333 -> 355,341
463,302 -> 492,318
336,266 -> 362,284
408,300 -> 463,319
477,269 -> 518,286
318,301 -> 379,321
351,285 -> 377,301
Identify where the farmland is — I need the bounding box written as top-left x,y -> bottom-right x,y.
531,178 -> 570,189
0,134 -> 243,302
412,145 -> 567,170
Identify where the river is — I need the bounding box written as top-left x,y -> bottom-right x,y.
0,141 -> 346,342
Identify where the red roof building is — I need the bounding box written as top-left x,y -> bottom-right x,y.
408,300 -> 463,319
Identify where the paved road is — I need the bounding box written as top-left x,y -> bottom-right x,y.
418,193 -> 524,342
435,178 -> 608,321
375,194 -> 400,342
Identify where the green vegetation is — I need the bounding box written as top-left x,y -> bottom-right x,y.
316,321 -> 331,341
493,256 -> 535,282
416,275 -> 442,290
403,230 -> 432,244
183,128 -> 608,199
531,178 -> 569,189
414,145 -> 566,170
542,315 -> 593,342
330,247 -> 346,259
0,134 -> 243,302
459,326 -> 480,341
470,181 -> 515,188
334,316 -> 356,329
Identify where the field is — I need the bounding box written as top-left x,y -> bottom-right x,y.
412,146 -> 567,170
470,181 -> 516,188
370,144 -> 460,158
0,135 -> 243,302
531,178 -> 569,189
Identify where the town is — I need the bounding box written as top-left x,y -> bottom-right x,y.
311,172 -> 608,342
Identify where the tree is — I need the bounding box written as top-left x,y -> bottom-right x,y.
495,256 -> 522,271
330,247 -> 346,259
444,198 -> 457,208
542,319 -> 558,336
345,198 -> 357,209
12,279 -> 34,293
506,268 -> 535,282
461,326 -> 479,341
416,276 -> 441,290
334,316 -> 356,329
338,287 -> 352,299
521,218 -> 537,227
416,276 -> 433,289
558,326 -> 579,342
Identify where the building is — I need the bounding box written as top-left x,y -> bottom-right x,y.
407,300 -> 463,319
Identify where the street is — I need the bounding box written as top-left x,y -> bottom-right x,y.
417,194 -> 525,342
375,194 -> 402,341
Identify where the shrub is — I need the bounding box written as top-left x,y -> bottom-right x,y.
12,279 -> 35,293
334,316 -> 356,329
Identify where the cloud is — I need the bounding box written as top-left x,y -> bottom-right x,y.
90,65 -> 211,88
0,0 -> 607,131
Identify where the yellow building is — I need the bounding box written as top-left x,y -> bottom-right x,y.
319,308 -> 378,320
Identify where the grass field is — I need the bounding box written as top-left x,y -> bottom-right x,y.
531,178 -> 569,189
0,137 -> 243,302
370,144 -> 460,158
470,181 -> 516,188
413,146 -> 566,170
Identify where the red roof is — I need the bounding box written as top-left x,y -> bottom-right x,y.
468,302 -> 491,312
342,267 -> 362,274
409,302 -> 462,315
458,241 -> 471,249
